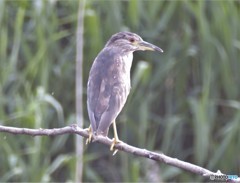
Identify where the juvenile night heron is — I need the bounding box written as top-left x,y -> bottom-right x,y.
86,31 -> 163,153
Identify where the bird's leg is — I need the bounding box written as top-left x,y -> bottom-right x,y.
86,125 -> 93,145
110,121 -> 121,155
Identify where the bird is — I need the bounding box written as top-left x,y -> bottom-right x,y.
86,31 -> 163,154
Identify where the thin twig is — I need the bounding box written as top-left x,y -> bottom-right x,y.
0,124 -> 238,182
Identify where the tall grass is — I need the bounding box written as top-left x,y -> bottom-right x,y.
0,0 -> 239,182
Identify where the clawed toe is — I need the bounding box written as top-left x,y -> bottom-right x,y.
86,126 -> 93,145
110,138 -> 121,155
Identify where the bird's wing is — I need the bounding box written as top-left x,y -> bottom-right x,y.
87,62 -> 109,133
88,69 -> 122,136
87,53 -> 129,136
96,82 -> 128,135
87,50 -> 113,134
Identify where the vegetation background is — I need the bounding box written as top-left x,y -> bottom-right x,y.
0,0 -> 239,182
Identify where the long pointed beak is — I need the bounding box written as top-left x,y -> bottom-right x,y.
138,41 -> 163,52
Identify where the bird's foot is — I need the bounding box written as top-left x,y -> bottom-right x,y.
110,138 -> 121,155
86,126 -> 93,145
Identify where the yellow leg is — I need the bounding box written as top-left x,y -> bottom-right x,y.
110,121 -> 121,155
86,125 -> 93,145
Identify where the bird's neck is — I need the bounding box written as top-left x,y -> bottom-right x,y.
117,52 -> 133,74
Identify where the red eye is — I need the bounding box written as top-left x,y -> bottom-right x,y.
129,38 -> 135,43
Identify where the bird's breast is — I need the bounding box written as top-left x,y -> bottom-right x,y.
112,53 -> 133,88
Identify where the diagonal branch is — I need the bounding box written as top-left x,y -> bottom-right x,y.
0,124 -> 237,182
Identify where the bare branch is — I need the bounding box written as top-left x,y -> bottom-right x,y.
0,124 -> 238,182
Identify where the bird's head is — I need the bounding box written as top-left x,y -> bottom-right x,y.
105,31 -> 163,53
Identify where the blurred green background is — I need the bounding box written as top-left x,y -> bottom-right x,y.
0,0 -> 239,182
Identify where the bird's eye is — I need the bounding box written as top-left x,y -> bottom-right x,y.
129,38 -> 135,43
